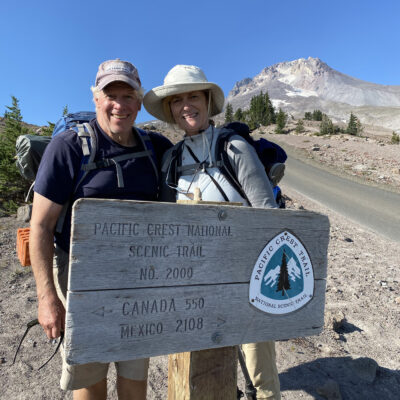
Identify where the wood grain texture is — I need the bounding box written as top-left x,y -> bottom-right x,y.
168,348 -> 237,400
65,281 -> 326,365
65,198 -> 330,365
69,199 -> 329,291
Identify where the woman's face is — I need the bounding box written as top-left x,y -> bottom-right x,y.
169,91 -> 209,136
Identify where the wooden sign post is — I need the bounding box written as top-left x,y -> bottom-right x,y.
168,190 -> 240,399
65,198 -> 329,390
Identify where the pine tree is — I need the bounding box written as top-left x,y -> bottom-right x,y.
224,103 -> 233,123
295,119 -> 305,134
63,105 -> 69,116
276,251 -> 291,296
248,92 -> 265,130
346,112 -> 358,135
319,114 -> 335,135
233,107 -> 244,122
304,112 -> 312,121
0,96 -> 32,211
40,121 -> 55,136
275,109 -> 287,134
312,109 -> 323,121
264,92 -> 276,125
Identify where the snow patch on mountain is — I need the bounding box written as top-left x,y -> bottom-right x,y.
272,99 -> 290,109
225,57 -> 400,130
285,88 -> 317,98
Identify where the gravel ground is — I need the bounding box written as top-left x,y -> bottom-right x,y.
0,125 -> 399,399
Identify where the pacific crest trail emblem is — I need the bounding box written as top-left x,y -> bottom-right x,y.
249,231 -> 314,314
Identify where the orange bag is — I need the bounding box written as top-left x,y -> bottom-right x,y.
16,228 -> 31,267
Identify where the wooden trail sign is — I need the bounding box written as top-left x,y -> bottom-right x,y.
65,198 -> 329,365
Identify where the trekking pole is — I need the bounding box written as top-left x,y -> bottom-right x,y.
237,346 -> 257,400
12,318 -> 64,370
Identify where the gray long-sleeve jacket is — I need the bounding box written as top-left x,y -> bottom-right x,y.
160,125 -> 277,209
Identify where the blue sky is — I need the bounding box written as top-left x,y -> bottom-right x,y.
1,0 -> 399,126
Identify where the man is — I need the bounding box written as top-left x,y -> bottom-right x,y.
30,59 -> 171,400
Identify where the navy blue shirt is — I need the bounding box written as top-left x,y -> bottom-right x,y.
34,119 -> 172,252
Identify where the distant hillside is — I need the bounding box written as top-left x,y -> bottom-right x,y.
0,116 -> 41,134
226,57 -> 400,131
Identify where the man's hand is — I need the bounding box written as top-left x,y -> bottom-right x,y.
30,192 -> 65,339
38,290 -> 65,339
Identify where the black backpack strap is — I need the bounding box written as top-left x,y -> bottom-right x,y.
135,128 -> 159,184
215,130 -> 252,206
185,144 -> 230,202
164,141 -> 185,191
82,150 -> 153,188
80,127 -> 157,189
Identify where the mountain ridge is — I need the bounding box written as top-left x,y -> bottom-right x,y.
226,57 -> 400,131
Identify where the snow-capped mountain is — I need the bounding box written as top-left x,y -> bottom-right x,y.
263,257 -> 301,288
226,57 -> 400,131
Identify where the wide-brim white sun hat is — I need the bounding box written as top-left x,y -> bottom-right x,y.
143,65 -> 225,122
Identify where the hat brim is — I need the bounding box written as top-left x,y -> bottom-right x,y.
143,82 -> 225,122
97,75 -> 140,91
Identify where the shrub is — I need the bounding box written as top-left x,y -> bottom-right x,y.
391,131 -> 400,144
295,119 -> 305,134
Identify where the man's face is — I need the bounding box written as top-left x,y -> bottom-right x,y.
95,81 -> 141,139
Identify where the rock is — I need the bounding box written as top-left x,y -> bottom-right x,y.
353,164 -> 368,172
0,357 -> 6,364
316,379 -> 342,399
312,145 -> 320,151
395,297 -> 400,304
344,237 -> 353,242
17,205 -> 32,222
325,310 -> 345,332
392,167 -> 400,174
349,357 -> 378,383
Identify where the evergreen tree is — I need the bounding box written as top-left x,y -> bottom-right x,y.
63,105 -> 69,116
233,107 -> 244,122
346,112 -> 358,135
264,92 -> 276,125
295,119 -> 305,134
304,112 -> 312,121
224,103 -> 233,123
319,114 -> 335,135
245,91 -> 276,129
40,121 -> 55,136
248,92 -> 265,130
0,96 -> 32,211
275,108 -> 287,134
276,251 -> 291,296
241,109 -> 250,124
312,109 -> 323,121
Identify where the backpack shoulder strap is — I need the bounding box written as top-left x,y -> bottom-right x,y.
215,128 -> 252,205
162,141 -> 185,191
135,128 -> 159,183
55,122 -> 97,233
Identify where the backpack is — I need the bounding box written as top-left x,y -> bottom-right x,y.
164,122 -> 286,208
15,111 -> 159,229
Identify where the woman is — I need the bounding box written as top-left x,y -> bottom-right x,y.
143,64 -> 281,400
144,64 -> 278,209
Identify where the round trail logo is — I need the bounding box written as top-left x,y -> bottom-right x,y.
249,231 -> 314,315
